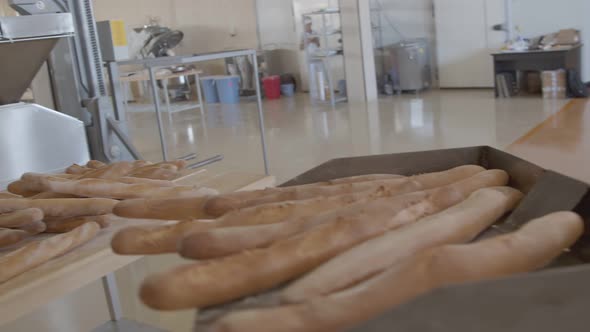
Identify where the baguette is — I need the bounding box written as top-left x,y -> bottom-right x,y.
21,174 -> 217,200
30,192 -> 80,199
0,208 -> 44,228
86,160 -> 107,169
179,171 -> 510,260
210,212 -> 584,332
0,228 -> 29,248
7,180 -> 39,197
281,186 -> 524,303
114,184 -> 396,221
18,220 -> 47,235
140,170 -> 507,310
44,215 -> 112,233
79,161 -> 134,179
0,222 -> 101,283
115,166 -> 483,220
66,164 -> 93,175
114,196 -> 215,220
116,177 -> 176,187
204,165 -> 485,217
131,160 -> 153,169
130,167 -> 179,180
0,192 -> 22,199
111,220 -> 217,255
0,198 -> 117,218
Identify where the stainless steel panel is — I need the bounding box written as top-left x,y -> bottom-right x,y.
0,38 -> 59,105
0,13 -> 74,40
0,103 -> 90,188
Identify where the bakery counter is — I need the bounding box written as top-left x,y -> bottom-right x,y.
0,170 -> 275,327
507,99 -> 590,184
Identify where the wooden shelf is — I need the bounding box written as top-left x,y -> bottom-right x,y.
0,171 -> 275,326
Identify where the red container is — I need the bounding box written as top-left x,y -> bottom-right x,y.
262,76 -> 281,99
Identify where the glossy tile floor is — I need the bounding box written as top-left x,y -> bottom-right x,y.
128,89 -> 569,183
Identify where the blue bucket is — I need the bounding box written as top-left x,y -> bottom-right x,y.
200,76 -> 220,104
280,83 -> 295,97
216,76 -> 241,104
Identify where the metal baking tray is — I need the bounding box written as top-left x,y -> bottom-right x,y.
195,146 -> 590,331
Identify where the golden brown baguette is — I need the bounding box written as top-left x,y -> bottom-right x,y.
204,165 -> 485,217
20,174 -> 217,200
111,220 -> 217,255
7,180 -> 39,197
130,167 -> 179,180
0,192 -> 22,199
44,215 -> 112,233
210,211 -> 584,332
0,198 -> 117,218
0,228 -> 29,248
86,160 -> 106,169
0,208 -> 44,228
281,186 -> 524,303
18,220 -> 47,235
140,170 -> 507,310
179,172 -> 512,260
66,164 -> 93,175
30,192 -> 80,199
79,161 -> 134,179
115,166 -> 483,221
116,177 -> 176,187
0,222 -> 101,283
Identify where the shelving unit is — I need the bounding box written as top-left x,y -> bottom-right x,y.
302,9 -> 347,107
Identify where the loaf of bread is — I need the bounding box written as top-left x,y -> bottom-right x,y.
66,164 -> 93,175
204,165 -> 485,217
209,211 -> 583,332
0,228 -> 29,248
7,180 -> 39,197
20,173 -> 217,200
18,220 -> 47,235
0,208 -> 44,229
0,222 -> 101,283
0,198 -> 117,218
140,170 -> 507,310
79,161 -> 134,179
44,215 -> 112,233
281,186 -> 523,303
0,192 -> 22,199
86,160 -> 107,169
111,220 -> 217,255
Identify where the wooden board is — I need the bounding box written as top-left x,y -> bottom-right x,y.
0,172 -> 275,326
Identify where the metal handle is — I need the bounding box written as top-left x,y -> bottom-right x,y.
187,155 -> 223,170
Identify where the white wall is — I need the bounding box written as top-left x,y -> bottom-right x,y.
370,0 -> 435,47
513,0 -> 590,80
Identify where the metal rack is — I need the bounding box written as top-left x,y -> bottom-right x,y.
108,49 -> 270,175
302,9 -> 347,107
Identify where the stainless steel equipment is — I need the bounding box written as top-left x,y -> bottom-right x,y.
5,0 -> 143,166
385,39 -> 432,92
0,7 -> 88,187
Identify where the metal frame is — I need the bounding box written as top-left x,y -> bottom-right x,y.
110,49 -> 270,175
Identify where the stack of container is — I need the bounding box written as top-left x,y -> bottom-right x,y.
541,70 -> 567,99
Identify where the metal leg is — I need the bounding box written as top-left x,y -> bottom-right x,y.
107,117 -> 143,160
251,53 -> 270,175
324,58 -> 336,108
102,273 -> 123,322
162,79 -> 173,122
195,72 -> 205,116
148,68 -> 169,161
